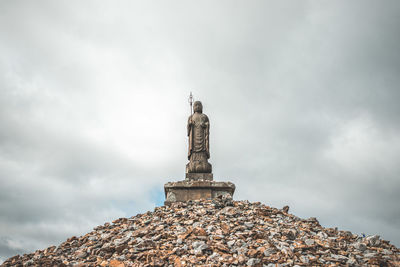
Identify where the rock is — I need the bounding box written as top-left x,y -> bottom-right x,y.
174,257 -> 183,267
305,239 -> 315,246
246,258 -> 260,266
382,249 -> 393,255
193,227 -> 207,236
346,257 -> 357,265
364,252 -> 378,258
184,219 -> 194,225
227,240 -> 235,247
331,254 -> 348,261
300,255 -> 309,264
75,250 -> 87,259
244,222 -> 254,229
1,199 -> 399,266
263,247 -> 275,257
22,259 -> 34,266
109,259 -> 124,267
192,241 -> 208,255
353,242 -> 367,252
366,235 -> 380,246
237,254 -> 246,264
317,231 -> 328,239
282,205 -> 289,213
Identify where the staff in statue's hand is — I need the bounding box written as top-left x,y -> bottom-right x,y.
188,92 -> 193,115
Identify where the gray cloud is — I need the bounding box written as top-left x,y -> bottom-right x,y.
1,0 -> 400,261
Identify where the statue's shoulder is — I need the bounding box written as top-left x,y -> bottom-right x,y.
202,113 -> 209,121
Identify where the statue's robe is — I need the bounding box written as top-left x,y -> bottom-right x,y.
187,112 -> 210,160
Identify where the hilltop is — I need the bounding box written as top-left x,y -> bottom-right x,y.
2,197 -> 399,266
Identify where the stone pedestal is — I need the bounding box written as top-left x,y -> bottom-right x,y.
185,173 -> 213,181
164,180 -> 235,205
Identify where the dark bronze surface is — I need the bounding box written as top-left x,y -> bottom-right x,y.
186,101 -> 212,174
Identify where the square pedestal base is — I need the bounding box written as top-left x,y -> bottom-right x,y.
164,180 -> 235,205
185,173 -> 213,181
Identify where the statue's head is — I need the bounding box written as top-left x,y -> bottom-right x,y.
193,101 -> 203,113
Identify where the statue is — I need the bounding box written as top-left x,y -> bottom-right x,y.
186,100 -> 212,174
163,93 -> 235,204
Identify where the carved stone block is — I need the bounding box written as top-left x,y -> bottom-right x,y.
185,172 -> 213,181
186,160 -> 212,173
164,180 -> 235,205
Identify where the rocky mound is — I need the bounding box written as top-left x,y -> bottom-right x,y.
2,198 -> 399,266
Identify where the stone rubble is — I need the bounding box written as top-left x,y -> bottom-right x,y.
2,197 -> 399,266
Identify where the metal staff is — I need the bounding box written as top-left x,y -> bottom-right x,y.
188,92 -> 193,115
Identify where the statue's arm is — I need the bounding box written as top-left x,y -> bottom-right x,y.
204,115 -> 210,158
202,115 -> 210,127
187,115 -> 193,136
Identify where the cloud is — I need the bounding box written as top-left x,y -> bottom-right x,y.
0,0 -> 399,260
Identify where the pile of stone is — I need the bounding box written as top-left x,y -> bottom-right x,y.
2,197 -> 399,266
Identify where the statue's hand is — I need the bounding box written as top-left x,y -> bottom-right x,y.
201,121 -> 208,128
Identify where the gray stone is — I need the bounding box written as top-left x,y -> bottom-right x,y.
100,233 -> 110,240
76,251 -> 87,259
364,252 -> 377,258
382,249 -> 393,255
299,255 -> 309,264
227,240 -> 235,247
166,192 -> 176,202
164,180 -> 235,205
263,248 -> 275,257
346,258 -> 357,265
305,239 -> 314,246
366,235 -> 380,246
353,242 -> 367,251
317,231 -> 328,239
247,258 -> 260,266
192,222 -> 201,228
23,259 -> 34,266
192,240 -> 208,255
331,254 -> 348,261
244,222 -> 254,229
113,237 -> 129,246
117,255 -> 126,261
282,205 -> 289,213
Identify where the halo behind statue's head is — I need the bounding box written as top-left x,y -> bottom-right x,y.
193,101 -> 203,113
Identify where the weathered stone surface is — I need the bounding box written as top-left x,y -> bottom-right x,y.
165,99 -> 235,203
186,101 -> 212,174
185,172 -> 213,181
2,199 -> 399,266
164,180 -> 235,205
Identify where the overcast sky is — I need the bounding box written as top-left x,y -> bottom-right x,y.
1,0 -> 400,261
